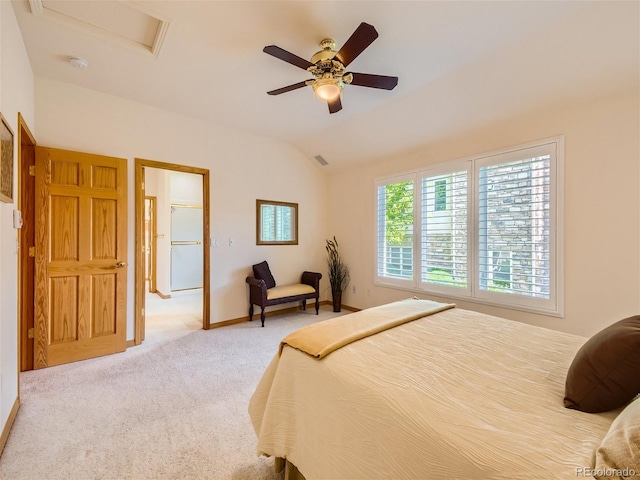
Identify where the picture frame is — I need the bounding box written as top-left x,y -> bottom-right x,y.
0,113 -> 14,203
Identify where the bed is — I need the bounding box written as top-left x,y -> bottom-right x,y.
249,299 -> 640,480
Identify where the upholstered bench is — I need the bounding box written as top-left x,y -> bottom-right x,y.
246,261 -> 322,327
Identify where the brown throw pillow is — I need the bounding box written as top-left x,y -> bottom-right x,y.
253,261 -> 276,289
564,315 -> 640,413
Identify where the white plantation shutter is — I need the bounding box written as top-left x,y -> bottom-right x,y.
376,175 -> 416,286
476,143 -> 558,311
420,166 -> 470,294
260,204 -> 275,241
261,204 -> 294,242
374,137 -> 562,315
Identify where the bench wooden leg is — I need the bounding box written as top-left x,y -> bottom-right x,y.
302,299 -> 307,311
260,307 -> 266,327
249,304 -> 254,321
315,298 -> 320,315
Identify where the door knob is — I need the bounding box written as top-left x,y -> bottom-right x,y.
114,262 -> 127,268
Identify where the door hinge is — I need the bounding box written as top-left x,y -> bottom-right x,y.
29,165 -> 36,176
28,328 -> 34,339
28,246 -> 35,257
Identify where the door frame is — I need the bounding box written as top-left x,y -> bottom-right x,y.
134,158 -> 211,345
17,113 -> 36,372
144,196 -> 157,293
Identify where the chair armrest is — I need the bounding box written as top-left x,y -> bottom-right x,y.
246,276 -> 267,289
246,276 -> 268,305
301,271 -> 322,292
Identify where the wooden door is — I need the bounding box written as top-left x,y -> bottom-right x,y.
34,147 -> 127,368
18,114 -> 36,371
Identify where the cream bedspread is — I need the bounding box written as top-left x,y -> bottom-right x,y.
249,306 -> 619,480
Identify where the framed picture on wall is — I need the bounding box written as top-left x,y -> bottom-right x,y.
0,113 -> 14,203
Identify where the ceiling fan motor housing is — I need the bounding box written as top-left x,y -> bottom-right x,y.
262,22 -> 398,113
311,38 -> 337,63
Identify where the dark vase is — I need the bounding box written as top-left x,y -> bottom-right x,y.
332,290 -> 342,312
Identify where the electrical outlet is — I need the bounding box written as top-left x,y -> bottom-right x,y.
229,237 -> 235,247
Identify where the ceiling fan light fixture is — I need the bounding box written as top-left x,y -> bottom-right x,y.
263,22 -> 398,113
313,78 -> 342,101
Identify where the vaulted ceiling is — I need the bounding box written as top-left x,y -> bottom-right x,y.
11,1 -> 640,171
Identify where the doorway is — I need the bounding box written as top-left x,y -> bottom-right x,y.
134,158 -> 211,345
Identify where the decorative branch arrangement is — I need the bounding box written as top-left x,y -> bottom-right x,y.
326,236 -> 350,312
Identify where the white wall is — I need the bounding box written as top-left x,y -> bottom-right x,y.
34,77 -> 329,336
328,89 -> 640,338
0,0 -> 35,444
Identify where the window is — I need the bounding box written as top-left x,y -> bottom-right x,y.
256,199 -> 298,245
376,175 -> 415,286
375,138 -> 563,315
434,179 -> 447,211
420,168 -> 469,294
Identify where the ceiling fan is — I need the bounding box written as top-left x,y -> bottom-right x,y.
263,22 -> 398,114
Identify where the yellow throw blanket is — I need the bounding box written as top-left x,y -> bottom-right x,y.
280,298 -> 455,359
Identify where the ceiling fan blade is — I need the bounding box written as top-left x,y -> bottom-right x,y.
348,72 -> 398,90
328,96 -> 342,114
267,81 -> 310,95
334,22 -> 378,67
263,45 -> 315,70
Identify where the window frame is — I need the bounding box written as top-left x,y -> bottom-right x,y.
473,142 -> 560,313
374,173 -> 418,289
374,137 -> 564,316
256,199 -> 298,246
418,160 -> 472,299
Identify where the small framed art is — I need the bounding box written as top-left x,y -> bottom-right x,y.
0,113 -> 14,203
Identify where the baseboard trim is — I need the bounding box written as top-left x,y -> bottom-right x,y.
126,340 -> 135,348
0,397 -> 20,456
210,304 -> 309,329
209,301 -> 361,329
340,304 -> 360,312
207,316 -> 248,329
319,300 -> 360,312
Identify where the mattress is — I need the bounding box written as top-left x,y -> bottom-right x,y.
249,305 -> 619,479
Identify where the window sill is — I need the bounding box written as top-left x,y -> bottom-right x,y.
373,280 -> 564,318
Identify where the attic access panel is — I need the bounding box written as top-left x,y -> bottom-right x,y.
29,0 -> 170,57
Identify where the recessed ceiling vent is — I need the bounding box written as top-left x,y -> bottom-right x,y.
28,0 -> 171,57
314,155 -> 329,166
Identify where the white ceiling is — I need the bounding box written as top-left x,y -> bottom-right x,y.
11,1 -> 640,172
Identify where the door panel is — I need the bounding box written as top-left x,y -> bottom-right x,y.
171,245 -> 204,290
92,198 -> 117,258
34,147 -> 127,368
91,274 -> 117,336
50,196 -> 79,260
50,276 -> 79,343
170,206 -> 203,291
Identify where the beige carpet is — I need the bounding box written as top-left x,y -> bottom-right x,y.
0,304 -> 344,480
